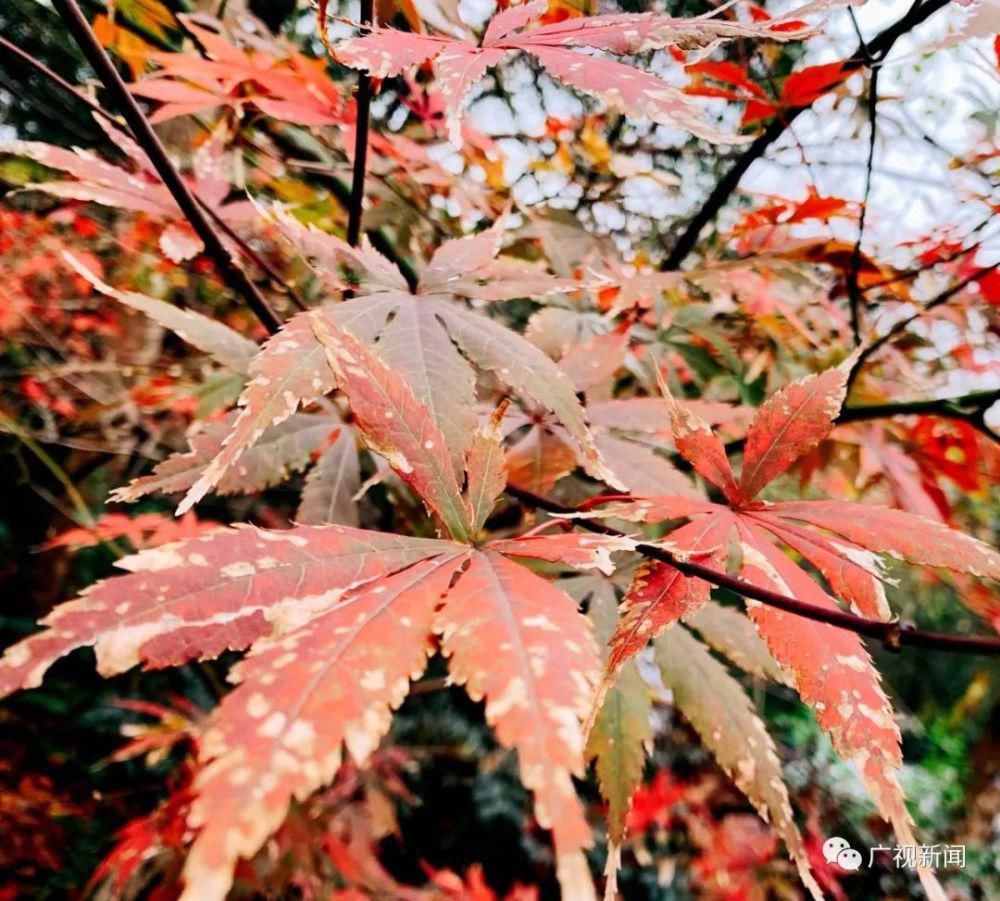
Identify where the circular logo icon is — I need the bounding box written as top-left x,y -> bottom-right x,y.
822,836 -> 851,865
837,848 -> 863,871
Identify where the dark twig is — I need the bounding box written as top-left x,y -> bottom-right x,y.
838,388 -> 1000,428
858,218 -> 995,294
846,261 -> 1000,392
720,388 -> 1000,460
206,214 -> 309,312
848,21 -> 879,342
48,0 -> 284,334
506,485 -> 1000,657
346,0 -> 375,248
842,390 -> 1000,444
661,0 -> 951,272
0,33 -> 307,312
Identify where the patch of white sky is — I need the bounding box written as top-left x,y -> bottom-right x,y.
746,0 -> 998,252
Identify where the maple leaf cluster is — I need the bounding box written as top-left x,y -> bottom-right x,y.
5,247 -> 997,898
1,0 -> 998,899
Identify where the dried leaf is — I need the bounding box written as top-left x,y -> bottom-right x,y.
585,584 -> 651,846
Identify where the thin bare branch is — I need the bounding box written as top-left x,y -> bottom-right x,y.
48,0 -> 284,334
847,261 -> 1000,391
346,0 -> 375,248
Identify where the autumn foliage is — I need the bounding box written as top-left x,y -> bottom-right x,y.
0,0 -> 998,898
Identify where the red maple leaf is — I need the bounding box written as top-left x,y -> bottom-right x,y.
0,316 -> 637,901
334,1 -> 836,144
586,361 -> 998,901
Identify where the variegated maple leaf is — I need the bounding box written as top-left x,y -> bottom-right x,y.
173,210 -> 621,516
586,360 -> 999,901
334,0 -> 851,144
70,264 -> 364,525
0,313 -> 635,901
653,624 -> 822,900
579,577 -> 651,893
131,17 -> 344,125
3,118 -> 252,263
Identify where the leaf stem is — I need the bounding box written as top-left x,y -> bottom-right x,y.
506,485 -> 1000,657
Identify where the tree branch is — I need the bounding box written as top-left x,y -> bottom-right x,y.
506,485 -> 1000,657
717,389 -> 1000,461
661,0 -> 951,272
847,12 -> 879,343
846,260 -> 1000,392
47,0 -> 284,334
346,0 -> 375,248
838,388 -> 1000,431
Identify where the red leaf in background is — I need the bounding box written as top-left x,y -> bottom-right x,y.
43,512 -> 216,552
735,190 -> 852,235
741,97 -> 778,125
786,191 -> 852,223
89,770 -> 195,896
975,265 -> 1000,304
780,61 -> 850,106
692,814 -> 778,901
626,769 -> 689,835
133,19 -> 343,125
772,20 -> 809,34
910,417 -> 982,492
802,817 -> 848,901
685,60 -> 768,98
425,862 -> 539,900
